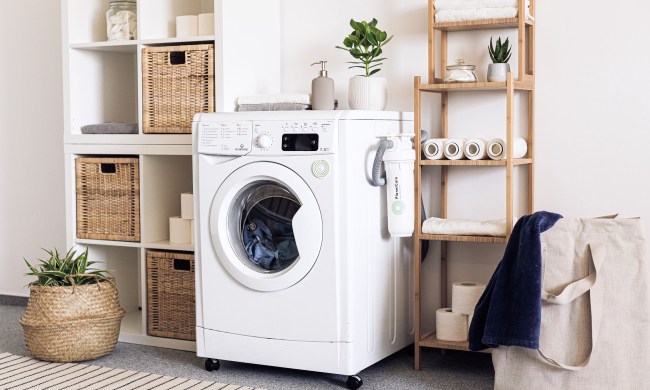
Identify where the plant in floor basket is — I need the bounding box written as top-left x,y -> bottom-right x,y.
19,248 -> 125,363
487,36 -> 512,82
336,18 -> 393,110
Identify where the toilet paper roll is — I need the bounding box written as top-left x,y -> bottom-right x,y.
176,15 -> 198,38
451,282 -> 486,315
443,138 -> 467,160
190,220 -> 195,245
467,313 -> 473,332
436,308 -> 468,342
181,192 -> 194,220
170,216 -> 192,244
422,139 -> 445,160
463,138 -> 488,160
198,13 -> 215,36
486,137 -> 528,160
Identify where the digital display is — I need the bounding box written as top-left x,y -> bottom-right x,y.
282,134 -> 319,151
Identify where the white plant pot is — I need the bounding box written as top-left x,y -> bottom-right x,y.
348,76 -> 387,110
487,63 -> 510,82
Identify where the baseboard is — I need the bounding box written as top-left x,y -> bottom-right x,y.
0,295 -> 28,306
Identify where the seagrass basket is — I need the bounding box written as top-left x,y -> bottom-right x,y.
75,157 -> 140,242
142,44 -> 214,133
19,277 -> 125,362
146,250 -> 195,340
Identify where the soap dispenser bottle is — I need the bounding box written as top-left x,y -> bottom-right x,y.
310,61 -> 335,110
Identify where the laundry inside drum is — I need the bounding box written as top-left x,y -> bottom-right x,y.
235,182 -> 302,273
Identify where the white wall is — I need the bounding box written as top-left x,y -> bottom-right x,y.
0,0 -> 66,296
280,0 -> 650,329
1,0 -> 649,327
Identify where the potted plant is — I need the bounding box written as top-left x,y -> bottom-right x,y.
336,18 -> 393,110
487,37 -> 512,82
19,248 -> 125,363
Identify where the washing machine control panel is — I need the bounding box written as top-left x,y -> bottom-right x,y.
251,120 -> 335,155
197,121 -> 253,155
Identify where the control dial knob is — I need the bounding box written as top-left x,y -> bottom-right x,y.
257,134 -> 272,149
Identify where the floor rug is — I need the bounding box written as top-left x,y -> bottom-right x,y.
0,353 -> 265,390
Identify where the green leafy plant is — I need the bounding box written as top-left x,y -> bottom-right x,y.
488,37 -> 512,63
24,248 -> 111,287
336,18 -> 393,77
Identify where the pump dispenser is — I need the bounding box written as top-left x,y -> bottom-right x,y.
310,61 -> 335,110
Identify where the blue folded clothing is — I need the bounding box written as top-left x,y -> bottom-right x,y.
468,211 -> 562,351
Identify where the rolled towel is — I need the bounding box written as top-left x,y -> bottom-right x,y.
422,217 -> 507,237
435,7 -> 532,23
434,0 -> 529,10
444,138 -> 467,160
486,137 -> 528,160
237,93 -> 311,106
422,139 -> 446,160
463,138 -> 488,160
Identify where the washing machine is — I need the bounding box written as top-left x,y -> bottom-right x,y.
192,111 -> 414,389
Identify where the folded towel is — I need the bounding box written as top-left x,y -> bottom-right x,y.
237,93 -> 311,106
468,211 -> 563,351
422,217 -> 507,237
435,7 -> 533,23
81,122 -> 138,134
237,103 -> 311,112
435,0 -> 529,10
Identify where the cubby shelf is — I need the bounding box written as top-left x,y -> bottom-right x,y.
62,0 -> 281,351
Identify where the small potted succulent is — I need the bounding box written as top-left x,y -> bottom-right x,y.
20,248 -> 124,362
336,18 -> 393,110
487,37 -> 512,82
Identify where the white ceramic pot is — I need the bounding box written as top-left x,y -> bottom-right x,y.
348,76 -> 387,110
487,63 -> 510,82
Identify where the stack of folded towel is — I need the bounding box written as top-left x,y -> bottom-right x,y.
434,0 -> 533,23
236,93 -> 311,112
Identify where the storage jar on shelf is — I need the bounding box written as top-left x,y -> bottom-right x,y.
106,0 -> 137,41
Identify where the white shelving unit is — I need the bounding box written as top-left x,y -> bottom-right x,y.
61,0 -> 281,351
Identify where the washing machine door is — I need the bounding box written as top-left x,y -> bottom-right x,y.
209,161 -> 323,291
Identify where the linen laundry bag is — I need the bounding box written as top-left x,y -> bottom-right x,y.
491,217 -> 650,389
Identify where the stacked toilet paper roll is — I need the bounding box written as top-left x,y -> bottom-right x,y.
463,138 -> 488,160
420,136 -> 528,161
170,192 -> 195,244
443,139 -> 467,160
436,281 -> 486,342
176,13 -> 214,38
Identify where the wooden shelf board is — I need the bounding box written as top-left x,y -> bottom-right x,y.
420,234 -> 507,244
139,36 -> 215,46
432,17 -> 534,31
419,80 -> 533,92
419,331 -> 491,353
421,158 -> 532,166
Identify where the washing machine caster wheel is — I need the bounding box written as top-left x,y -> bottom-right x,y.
346,375 -> 363,390
205,358 -> 220,372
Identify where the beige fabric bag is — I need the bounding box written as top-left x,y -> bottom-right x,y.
492,217 -> 650,389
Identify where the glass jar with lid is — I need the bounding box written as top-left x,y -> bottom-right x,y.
106,1 -> 137,41
443,59 -> 478,83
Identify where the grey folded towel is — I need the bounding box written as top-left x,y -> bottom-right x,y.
237,103 -> 311,112
81,123 -> 138,134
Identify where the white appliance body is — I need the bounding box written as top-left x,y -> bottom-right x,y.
193,111 -> 413,376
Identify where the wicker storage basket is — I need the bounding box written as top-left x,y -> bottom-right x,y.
75,157 -> 140,242
147,250 -> 196,340
19,279 -> 125,363
142,44 -> 214,134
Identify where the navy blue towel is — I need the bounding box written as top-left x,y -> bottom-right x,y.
468,211 -> 562,351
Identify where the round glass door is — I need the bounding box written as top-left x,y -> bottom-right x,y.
228,181 -> 301,273
209,162 -> 323,291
